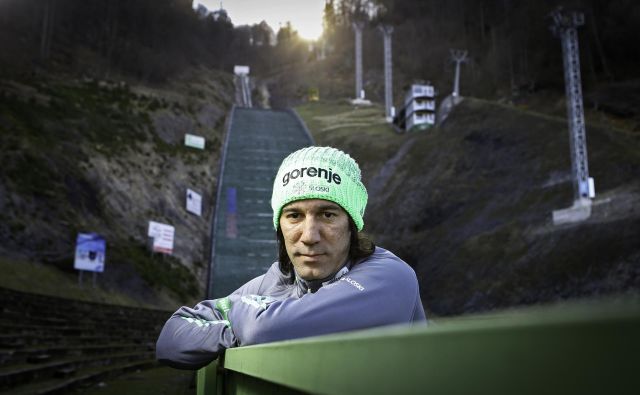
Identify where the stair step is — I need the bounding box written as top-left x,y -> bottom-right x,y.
53,366 -> 75,379
0,333 -> 148,345
26,354 -> 52,364
2,359 -> 157,395
0,343 -> 153,367
0,351 -> 154,389
0,287 -> 170,392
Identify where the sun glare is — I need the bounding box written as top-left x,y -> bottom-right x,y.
194,0 -> 325,41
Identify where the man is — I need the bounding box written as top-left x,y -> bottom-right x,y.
156,146 -> 426,370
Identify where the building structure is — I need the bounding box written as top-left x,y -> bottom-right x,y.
396,83 -> 436,132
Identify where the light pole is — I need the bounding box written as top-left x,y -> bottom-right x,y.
379,25 -> 394,121
450,49 -> 468,97
550,8 -> 593,203
550,8 -> 595,225
353,21 -> 365,99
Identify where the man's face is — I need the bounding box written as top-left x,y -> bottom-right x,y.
279,199 -> 351,281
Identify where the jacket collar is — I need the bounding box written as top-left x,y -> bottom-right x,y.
294,262 -> 351,294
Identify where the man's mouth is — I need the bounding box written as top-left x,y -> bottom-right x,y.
297,253 -> 324,258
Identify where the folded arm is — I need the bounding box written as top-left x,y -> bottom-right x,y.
228,259 -> 423,345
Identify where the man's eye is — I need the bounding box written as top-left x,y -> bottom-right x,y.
323,212 -> 336,218
287,213 -> 300,219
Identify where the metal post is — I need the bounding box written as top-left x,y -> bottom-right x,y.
353,22 -> 364,99
450,49 -> 468,97
454,62 -> 461,96
550,8 -> 592,202
243,75 -> 252,108
379,25 -> 394,121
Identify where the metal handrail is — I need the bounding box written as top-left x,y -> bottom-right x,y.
198,298 -> 640,394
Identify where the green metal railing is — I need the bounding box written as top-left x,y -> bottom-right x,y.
197,298 -> 639,395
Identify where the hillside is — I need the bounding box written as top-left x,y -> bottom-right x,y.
0,68 -> 235,308
296,98 -> 640,316
2,66 -> 638,317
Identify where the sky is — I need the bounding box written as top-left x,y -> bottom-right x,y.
193,0 -> 326,41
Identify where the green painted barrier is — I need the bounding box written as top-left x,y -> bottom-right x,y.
197,358 -> 221,395
198,299 -> 639,394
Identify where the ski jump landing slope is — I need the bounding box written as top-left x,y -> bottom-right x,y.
208,107 -> 313,298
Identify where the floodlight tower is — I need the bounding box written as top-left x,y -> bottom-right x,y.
378,25 -> 394,121
550,8 -> 594,204
450,49 -> 468,97
353,21 -> 365,99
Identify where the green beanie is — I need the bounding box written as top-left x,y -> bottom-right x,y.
271,146 -> 368,231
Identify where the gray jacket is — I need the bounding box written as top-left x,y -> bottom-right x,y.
156,246 -> 427,369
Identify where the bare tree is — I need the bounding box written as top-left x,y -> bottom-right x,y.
39,0 -> 56,61
104,0 -> 120,78
586,5 -> 612,81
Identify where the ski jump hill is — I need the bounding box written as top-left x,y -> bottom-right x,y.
207,106 -> 313,298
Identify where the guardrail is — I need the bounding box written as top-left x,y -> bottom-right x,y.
197,298 -> 639,394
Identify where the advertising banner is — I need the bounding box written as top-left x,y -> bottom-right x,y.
186,189 -> 202,216
74,233 -> 106,272
226,187 -> 237,238
148,221 -> 175,254
184,134 -> 205,150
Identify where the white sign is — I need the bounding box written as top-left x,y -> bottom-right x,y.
74,233 -> 106,272
185,134 -> 205,150
588,177 -> 596,198
234,65 -> 250,75
148,221 -> 175,254
186,189 -> 202,216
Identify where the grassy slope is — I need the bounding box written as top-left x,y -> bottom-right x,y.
295,100 -> 407,180
0,69 -> 234,308
0,256 -> 155,308
296,98 -> 640,316
73,366 -> 193,395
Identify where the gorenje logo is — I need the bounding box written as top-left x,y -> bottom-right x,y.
283,166 -> 342,186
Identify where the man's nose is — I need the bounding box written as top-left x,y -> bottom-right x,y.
300,218 -> 321,245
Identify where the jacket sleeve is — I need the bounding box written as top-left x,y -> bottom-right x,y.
227,251 -> 426,346
155,299 -> 235,369
155,272 -> 269,370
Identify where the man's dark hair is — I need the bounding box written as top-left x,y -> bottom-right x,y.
276,217 -> 375,283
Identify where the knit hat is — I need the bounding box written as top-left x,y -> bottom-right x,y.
271,146 -> 368,231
